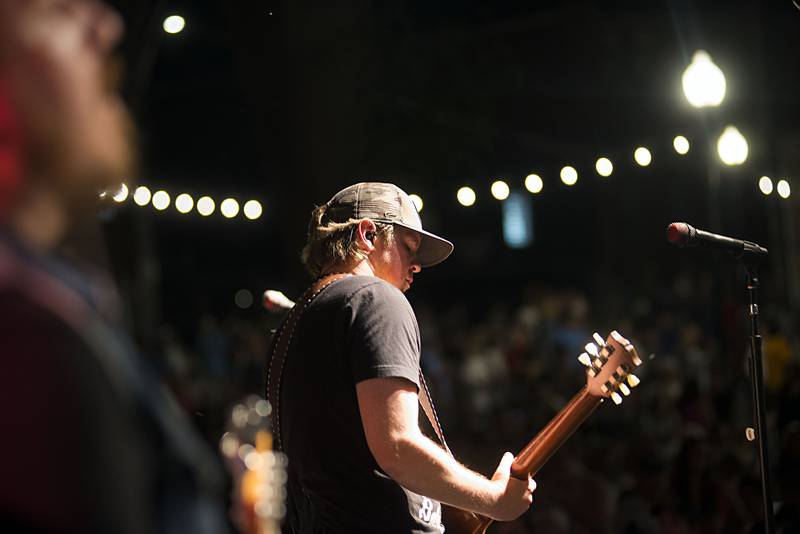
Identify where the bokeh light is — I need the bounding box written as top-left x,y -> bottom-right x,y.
758,176 -> 773,196
243,200 -> 263,220
717,126 -> 748,165
163,15 -> 185,34
560,166 -> 578,186
595,157 -> 613,177
175,193 -> 194,214
491,180 -> 510,200
457,186 -> 476,207
221,198 -> 240,218
112,183 -> 129,203
235,289 -> 254,309
524,174 -> 543,194
673,135 -> 690,155
777,179 -> 791,199
152,190 -> 170,211
197,196 -> 215,216
133,186 -> 151,206
682,50 -> 726,108
634,147 -> 652,167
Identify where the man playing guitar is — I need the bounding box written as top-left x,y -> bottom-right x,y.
266,182 -> 536,533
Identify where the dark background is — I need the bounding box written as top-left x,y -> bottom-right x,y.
96,1 -> 800,532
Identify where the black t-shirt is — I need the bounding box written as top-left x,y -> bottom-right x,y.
277,276 -> 444,533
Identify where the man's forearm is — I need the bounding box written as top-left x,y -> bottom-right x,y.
380,429 -> 499,517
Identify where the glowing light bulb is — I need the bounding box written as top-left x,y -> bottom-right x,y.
560,166 -> 578,186
759,176 -> 773,196
634,147 -> 652,167
491,180 -> 510,200
152,190 -> 170,211
175,193 -> 194,214
457,186 -> 476,207
595,157 -> 613,177
243,200 -> 263,220
163,15 -> 185,34
112,183 -> 129,203
133,186 -> 151,206
673,136 -> 690,155
524,174 -> 543,194
221,198 -> 240,218
682,50 -> 726,108
777,179 -> 791,199
717,126 -> 748,166
197,196 -> 215,216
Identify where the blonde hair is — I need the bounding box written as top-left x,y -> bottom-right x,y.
301,203 -> 394,278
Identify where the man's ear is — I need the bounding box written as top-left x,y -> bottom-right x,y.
355,218 -> 378,252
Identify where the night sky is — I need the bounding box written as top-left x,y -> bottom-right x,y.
100,0 -> 800,346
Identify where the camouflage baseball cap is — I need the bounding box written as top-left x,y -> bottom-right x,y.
324,182 -> 454,267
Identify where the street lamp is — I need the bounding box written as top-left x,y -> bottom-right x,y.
682,50 -> 726,108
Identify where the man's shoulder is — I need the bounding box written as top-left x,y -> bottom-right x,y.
312,275 -> 415,327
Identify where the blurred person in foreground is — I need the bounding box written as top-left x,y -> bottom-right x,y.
0,1 -> 227,532
267,182 -> 536,533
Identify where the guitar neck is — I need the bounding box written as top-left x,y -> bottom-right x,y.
510,386 -> 601,479
442,387 -> 603,534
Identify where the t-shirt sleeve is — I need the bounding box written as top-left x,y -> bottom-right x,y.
345,280 -> 421,389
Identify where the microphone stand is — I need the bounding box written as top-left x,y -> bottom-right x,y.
741,254 -> 775,534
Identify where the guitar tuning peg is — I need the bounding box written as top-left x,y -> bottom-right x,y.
627,374 -> 641,388
592,332 -> 606,346
584,343 -> 599,357
611,392 -> 623,405
619,383 -> 631,396
578,353 -> 592,367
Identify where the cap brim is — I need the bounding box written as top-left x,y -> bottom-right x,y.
393,222 -> 454,268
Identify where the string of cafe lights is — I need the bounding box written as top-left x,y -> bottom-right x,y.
406,51 -> 793,213
405,132 -> 792,213
102,129 -> 791,224
152,21 -> 792,217
101,184 -> 264,221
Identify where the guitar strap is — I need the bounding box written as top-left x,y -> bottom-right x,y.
418,369 -> 451,454
266,273 -> 451,455
266,273 -> 350,451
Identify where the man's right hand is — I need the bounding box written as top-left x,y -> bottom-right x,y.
487,452 -> 536,521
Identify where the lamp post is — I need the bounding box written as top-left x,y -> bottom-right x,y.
684,51 -> 775,534
682,50 -> 728,230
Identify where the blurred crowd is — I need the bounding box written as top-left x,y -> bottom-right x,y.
155,270 -> 800,534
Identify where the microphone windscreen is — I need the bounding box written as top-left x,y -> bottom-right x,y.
666,222 -> 691,245
263,290 -> 295,311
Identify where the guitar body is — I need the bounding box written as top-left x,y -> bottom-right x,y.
441,505 -> 493,534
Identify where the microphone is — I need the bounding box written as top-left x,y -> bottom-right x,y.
666,222 -> 768,258
262,289 -> 296,312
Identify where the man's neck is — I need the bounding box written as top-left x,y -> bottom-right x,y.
9,185 -> 66,253
322,258 -> 375,278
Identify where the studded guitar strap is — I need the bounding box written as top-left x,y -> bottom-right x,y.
266,273 -> 350,451
418,370 -> 451,454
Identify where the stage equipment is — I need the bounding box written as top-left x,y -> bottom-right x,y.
667,221 -> 774,534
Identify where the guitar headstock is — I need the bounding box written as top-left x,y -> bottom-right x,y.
578,330 -> 642,405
